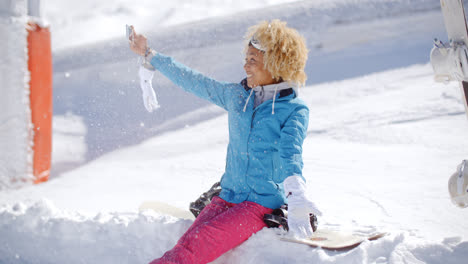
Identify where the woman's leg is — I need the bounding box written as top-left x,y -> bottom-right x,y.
173,196 -> 233,248
149,196 -> 233,264
149,197 -> 272,264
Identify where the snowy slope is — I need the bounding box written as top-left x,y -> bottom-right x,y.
2,0 -> 468,263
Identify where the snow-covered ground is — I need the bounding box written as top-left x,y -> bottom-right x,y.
2,0 -> 468,263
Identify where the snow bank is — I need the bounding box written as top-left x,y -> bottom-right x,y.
1,200 -> 467,264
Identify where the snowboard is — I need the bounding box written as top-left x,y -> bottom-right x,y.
440,0 -> 468,117
280,229 -> 387,251
264,208 -> 386,251
139,201 -> 195,220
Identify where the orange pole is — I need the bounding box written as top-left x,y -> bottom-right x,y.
27,22 -> 52,184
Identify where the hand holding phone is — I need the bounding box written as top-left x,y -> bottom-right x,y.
127,25 -> 148,56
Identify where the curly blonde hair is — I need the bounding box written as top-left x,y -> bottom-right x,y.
244,19 -> 308,87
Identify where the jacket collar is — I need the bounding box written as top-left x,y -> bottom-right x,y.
240,78 -> 295,114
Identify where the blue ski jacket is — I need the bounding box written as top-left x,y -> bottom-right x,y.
150,53 -> 309,209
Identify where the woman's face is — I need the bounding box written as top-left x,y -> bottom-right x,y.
243,46 -> 276,88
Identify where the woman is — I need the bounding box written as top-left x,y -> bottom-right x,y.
130,19 -> 321,264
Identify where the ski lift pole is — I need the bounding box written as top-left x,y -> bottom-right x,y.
27,0 -> 53,183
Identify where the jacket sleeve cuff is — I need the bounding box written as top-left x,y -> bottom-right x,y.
142,49 -> 157,70
283,175 -> 306,196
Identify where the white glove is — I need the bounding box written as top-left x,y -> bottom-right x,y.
138,65 -> 160,112
284,176 -> 322,238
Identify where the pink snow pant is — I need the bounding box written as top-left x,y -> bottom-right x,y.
149,196 -> 273,264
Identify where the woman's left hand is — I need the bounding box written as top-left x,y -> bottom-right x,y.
287,194 -> 322,238
284,176 -> 322,238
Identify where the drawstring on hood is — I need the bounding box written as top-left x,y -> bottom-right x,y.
272,86 -> 278,114
243,88 -> 255,112
243,81 -> 293,114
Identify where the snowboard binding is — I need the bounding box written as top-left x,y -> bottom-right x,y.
189,182 -> 222,217
190,182 -> 318,232
263,205 -> 318,232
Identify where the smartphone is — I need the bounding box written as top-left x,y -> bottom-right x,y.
126,24 -> 134,42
